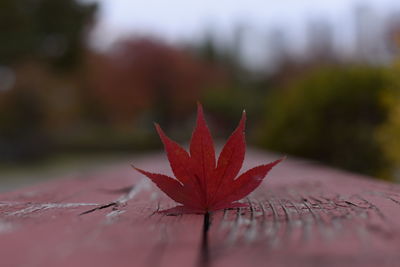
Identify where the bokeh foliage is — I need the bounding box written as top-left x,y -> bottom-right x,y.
1,0 -> 400,182
377,60 -> 400,179
0,0 -> 97,161
258,65 -> 389,176
0,0 -> 97,68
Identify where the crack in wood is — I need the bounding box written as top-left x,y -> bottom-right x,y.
79,202 -> 118,215
7,203 -> 99,216
79,179 -> 150,216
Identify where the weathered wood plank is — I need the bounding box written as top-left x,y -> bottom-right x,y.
1,150 -> 400,267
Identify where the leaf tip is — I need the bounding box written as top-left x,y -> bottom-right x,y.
271,157 -> 285,167
131,164 -> 145,176
130,164 -> 141,172
196,101 -> 205,121
276,156 -> 287,164
240,110 -> 247,127
154,123 -> 166,138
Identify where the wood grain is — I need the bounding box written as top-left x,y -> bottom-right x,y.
1,150 -> 400,267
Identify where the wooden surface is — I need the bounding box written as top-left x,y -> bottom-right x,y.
1,150 -> 400,267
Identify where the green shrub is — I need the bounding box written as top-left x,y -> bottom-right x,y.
258,65 -> 389,177
376,61 -> 400,180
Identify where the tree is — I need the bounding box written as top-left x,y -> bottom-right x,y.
0,0 -> 97,69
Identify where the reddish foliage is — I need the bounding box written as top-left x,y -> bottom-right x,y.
87,38 -> 224,127
133,103 -> 283,214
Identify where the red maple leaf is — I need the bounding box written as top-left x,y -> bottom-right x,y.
133,103 -> 283,214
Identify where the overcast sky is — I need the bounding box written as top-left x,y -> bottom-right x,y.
89,0 -> 400,68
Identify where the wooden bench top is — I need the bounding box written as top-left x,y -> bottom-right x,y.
1,150 -> 400,267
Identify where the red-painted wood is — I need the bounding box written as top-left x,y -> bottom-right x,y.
1,150 -> 400,267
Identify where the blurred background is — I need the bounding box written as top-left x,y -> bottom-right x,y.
2,0 -> 400,190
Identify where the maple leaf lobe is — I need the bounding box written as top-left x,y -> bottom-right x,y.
133,103 -> 283,214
